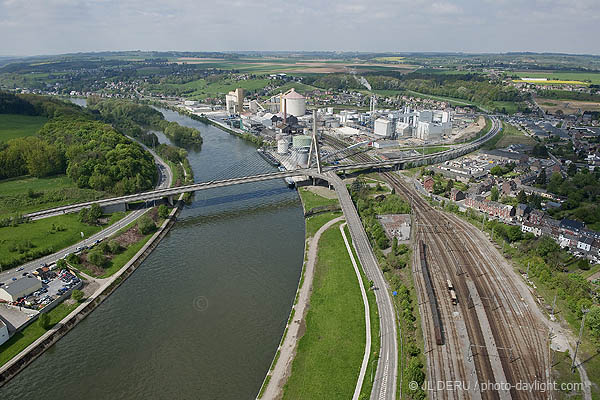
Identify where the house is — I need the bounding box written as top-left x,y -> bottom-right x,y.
423,176 -> 435,193
529,209 -> 545,225
577,237 -> 595,253
0,276 -> 42,302
558,233 -> 579,249
450,188 -> 465,201
516,204 -> 531,221
502,180 -> 516,195
522,221 -> 542,237
560,218 -> 585,235
465,195 -> 515,221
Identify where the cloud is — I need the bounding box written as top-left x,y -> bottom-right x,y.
0,0 -> 598,55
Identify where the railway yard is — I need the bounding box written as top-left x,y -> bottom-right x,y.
383,172 -> 551,399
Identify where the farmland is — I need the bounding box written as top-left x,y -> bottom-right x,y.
511,70 -> 600,85
0,114 -> 48,142
537,98 -> 600,115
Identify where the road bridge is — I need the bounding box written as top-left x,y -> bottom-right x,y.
25,117 -> 500,220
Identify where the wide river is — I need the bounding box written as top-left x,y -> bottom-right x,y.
0,106 -> 305,399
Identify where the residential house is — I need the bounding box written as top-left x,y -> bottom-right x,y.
450,188 -> 465,201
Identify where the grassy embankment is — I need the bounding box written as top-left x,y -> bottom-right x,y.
0,174 -> 106,218
73,208 -> 166,279
482,121 -> 535,150
266,188 -> 379,399
282,221 -> 367,399
0,212 -> 125,272
0,302 -> 78,367
0,114 -> 48,142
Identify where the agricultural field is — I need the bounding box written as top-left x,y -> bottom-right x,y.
0,174 -> 106,217
511,70 -> 600,85
174,57 -> 417,74
149,77 -> 271,100
0,114 -> 48,142
537,98 -> 600,115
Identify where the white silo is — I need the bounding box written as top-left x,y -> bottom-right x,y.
277,138 -> 289,154
283,89 -> 306,117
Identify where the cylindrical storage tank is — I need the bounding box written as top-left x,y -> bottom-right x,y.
277,139 -> 289,154
292,135 -> 312,149
283,89 -> 306,117
296,147 -> 310,167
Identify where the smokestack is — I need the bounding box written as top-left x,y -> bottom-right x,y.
283,98 -> 287,125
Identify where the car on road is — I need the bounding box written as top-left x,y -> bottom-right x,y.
17,267 -> 24,271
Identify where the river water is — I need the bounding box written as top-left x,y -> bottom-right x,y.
0,106 -> 305,399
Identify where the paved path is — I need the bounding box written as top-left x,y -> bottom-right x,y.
340,222 -> 372,400
0,140 -> 172,285
259,216 -> 344,400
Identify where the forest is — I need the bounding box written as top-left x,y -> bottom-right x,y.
0,92 -> 157,195
87,98 -> 203,148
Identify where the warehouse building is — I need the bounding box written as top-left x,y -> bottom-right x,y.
0,276 -> 42,302
0,319 -> 8,346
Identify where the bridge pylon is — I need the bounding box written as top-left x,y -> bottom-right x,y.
307,109 -> 323,174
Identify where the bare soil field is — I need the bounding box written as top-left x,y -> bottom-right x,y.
537,98 -> 600,115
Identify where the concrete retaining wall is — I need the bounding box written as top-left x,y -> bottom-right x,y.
0,200 -> 183,387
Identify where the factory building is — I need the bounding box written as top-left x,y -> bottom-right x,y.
281,89 -> 306,117
225,88 -> 245,115
374,118 -> 394,138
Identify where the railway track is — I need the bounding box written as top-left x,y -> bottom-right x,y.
383,172 -> 550,400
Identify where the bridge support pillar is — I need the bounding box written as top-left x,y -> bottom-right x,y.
166,195 -> 175,207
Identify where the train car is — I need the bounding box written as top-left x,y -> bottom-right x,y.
450,289 -> 458,305
447,279 -> 454,291
419,241 -> 444,346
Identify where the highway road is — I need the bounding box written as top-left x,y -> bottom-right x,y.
327,171 -> 398,400
0,142 -> 172,285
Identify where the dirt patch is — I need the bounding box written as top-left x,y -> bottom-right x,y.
78,253 -> 106,277
304,186 -> 338,199
453,116 -> 485,142
114,225 -> 144,248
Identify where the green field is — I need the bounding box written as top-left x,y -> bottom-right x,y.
0,114 -> 48,142
0,302 -> 78,367
266,82 -> 318,97
411,146 -> 450,155
298,187 -> 339,211
149,77 -> 272,100
0,212 -> 125,271
283,222 -> 365,400
483,122 -> 535,150
0,175 -> 106,217
511,71 -> 600,85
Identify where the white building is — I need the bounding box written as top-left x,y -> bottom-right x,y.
521,221 -> 542,237
225,88 -> 244,115
396,122 -> 411,137
282,89 -> 306,117
0,319 -> 8,346
374,118 -> 394,138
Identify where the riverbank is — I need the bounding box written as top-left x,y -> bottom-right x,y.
0,193 -> 185,387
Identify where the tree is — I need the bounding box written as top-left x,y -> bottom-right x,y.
38,313 -> 50,330
158,204 -> 170,219
536,169 -> 547,186
108,240 -> 122,254
56,259 -> 67,270
71,289 -> 84,302
516,189 -> 527,204
88,249 -> 108,267
586,306 -> 600,339
491,186 -> 500,201
137,215 -> 156,235
567,163 -> 577,177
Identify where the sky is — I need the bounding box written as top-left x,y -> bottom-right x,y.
1,0 -> 599,56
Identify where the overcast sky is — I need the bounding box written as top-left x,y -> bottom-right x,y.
1,0 -> 599,56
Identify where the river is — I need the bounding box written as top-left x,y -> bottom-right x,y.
0,105 -> 305,399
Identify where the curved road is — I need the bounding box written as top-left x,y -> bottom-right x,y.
0,141 -> 172,285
